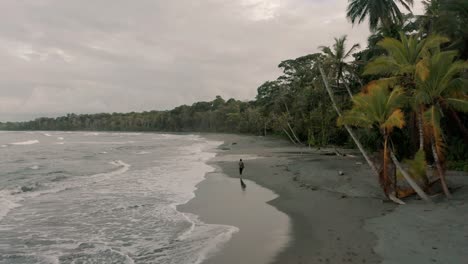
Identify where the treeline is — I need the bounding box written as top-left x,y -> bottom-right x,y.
0,53 -> 349,145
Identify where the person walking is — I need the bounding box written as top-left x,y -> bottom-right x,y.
238,159 -> 245,176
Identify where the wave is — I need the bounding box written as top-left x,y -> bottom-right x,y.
42,160 -> 131,195
84,132 -> 100,136
0,135 -> 238,263
20,183 -> 40,193
43,133 -> 52,137
0,160 -> 131,222
67,141 -> 136,145
0,190 -> 22,221
10,140 -> 39,145
57,137 -> 64,140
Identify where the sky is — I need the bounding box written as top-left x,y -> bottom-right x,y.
0,0 -> 425,121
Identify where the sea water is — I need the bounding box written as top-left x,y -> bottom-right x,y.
0,131 -> 238,264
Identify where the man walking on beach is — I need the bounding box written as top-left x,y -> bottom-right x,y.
239,159 -> 244,176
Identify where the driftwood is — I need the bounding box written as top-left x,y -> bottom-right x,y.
390,151 -> 432,202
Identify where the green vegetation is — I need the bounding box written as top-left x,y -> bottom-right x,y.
0,0 -> 466,200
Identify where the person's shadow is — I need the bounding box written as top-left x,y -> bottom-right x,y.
240,178 -> 246,190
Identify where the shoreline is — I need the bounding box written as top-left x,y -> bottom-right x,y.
178,138 -> 290,264
185,133 -> 468,264
204,134 -> 388,264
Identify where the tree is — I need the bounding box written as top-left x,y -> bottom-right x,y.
364,33 -> 449,151
319,35 -> 361,98
418,0 -> 468,59
347,0 -> 414,31
415,50 -> 468,198
338,80 -> 431,201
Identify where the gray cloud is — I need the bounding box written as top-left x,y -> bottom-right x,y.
0,0 -> 423,121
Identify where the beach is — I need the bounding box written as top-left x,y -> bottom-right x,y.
182,134 -> 468,264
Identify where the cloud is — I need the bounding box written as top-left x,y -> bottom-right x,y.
0,0 -> 423,121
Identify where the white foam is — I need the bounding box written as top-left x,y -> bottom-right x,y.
0,160 -> 131,223
136,151 -> 150,155
0,190 -> 22,222
66,141 -> 135,145
30,165 -> 40,170
42,160 -> 131,195
10,140 -> 39,145
35,254 -> 60,264
193,222 -> 239,264
110,132 -> 142,136
149,139 -> 239,263
55,142 -> 65,145
57,137 -> 64,140
212,154 -> 262,162
0,134 -> 238,263
84,132 -> 100,136
43,133 -> 52,137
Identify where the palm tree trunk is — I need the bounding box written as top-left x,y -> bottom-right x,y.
287,122 -> 302,144
282,127 -> 297,145
417,110 -> 424,150
390,151 -> 432,202
319,65 -> 379,177
416,109 -> 431,187
431,141 -> 452,198
320,65 -> 431,202
341,76 -> 354,99
383,135 -> 390,195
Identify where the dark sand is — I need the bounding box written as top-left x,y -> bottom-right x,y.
179,166 -> 289,264
181,134 -> 468,264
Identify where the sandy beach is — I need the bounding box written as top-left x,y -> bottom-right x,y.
181,134 -> 468,264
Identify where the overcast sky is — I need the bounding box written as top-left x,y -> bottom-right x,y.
0,0 -> 425,121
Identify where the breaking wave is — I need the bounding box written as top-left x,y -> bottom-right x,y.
10,140 -> 39,145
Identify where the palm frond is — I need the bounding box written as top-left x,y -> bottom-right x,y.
345,43 -> 361,58
382,109 -> 405,131
364,56 -> 398,75
337,110 -> 373,128
446,98 -> 468,113
378,37 -> 407,63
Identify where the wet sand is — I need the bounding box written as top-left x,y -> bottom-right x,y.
182,133 -> 468,264
179,164 -> 289,264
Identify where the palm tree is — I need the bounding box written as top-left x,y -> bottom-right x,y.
415,50 -> 468,198
418,0 -> 468,58
319,65 -> 430,202
347,0 -> 414,31
319,35 -> 361,98
368,13 -> 418,47
337,80 -> 431,201
364,33 -> 449,150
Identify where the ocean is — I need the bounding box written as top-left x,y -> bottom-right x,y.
0,131 -> 238,264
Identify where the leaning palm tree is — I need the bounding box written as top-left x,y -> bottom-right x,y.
319,35 -> 361,98
319,65 -> 430,202
338,81 -> 431,201
415,50 -> 468,198
364,33 -> 449,150
347,0 -> 414,31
